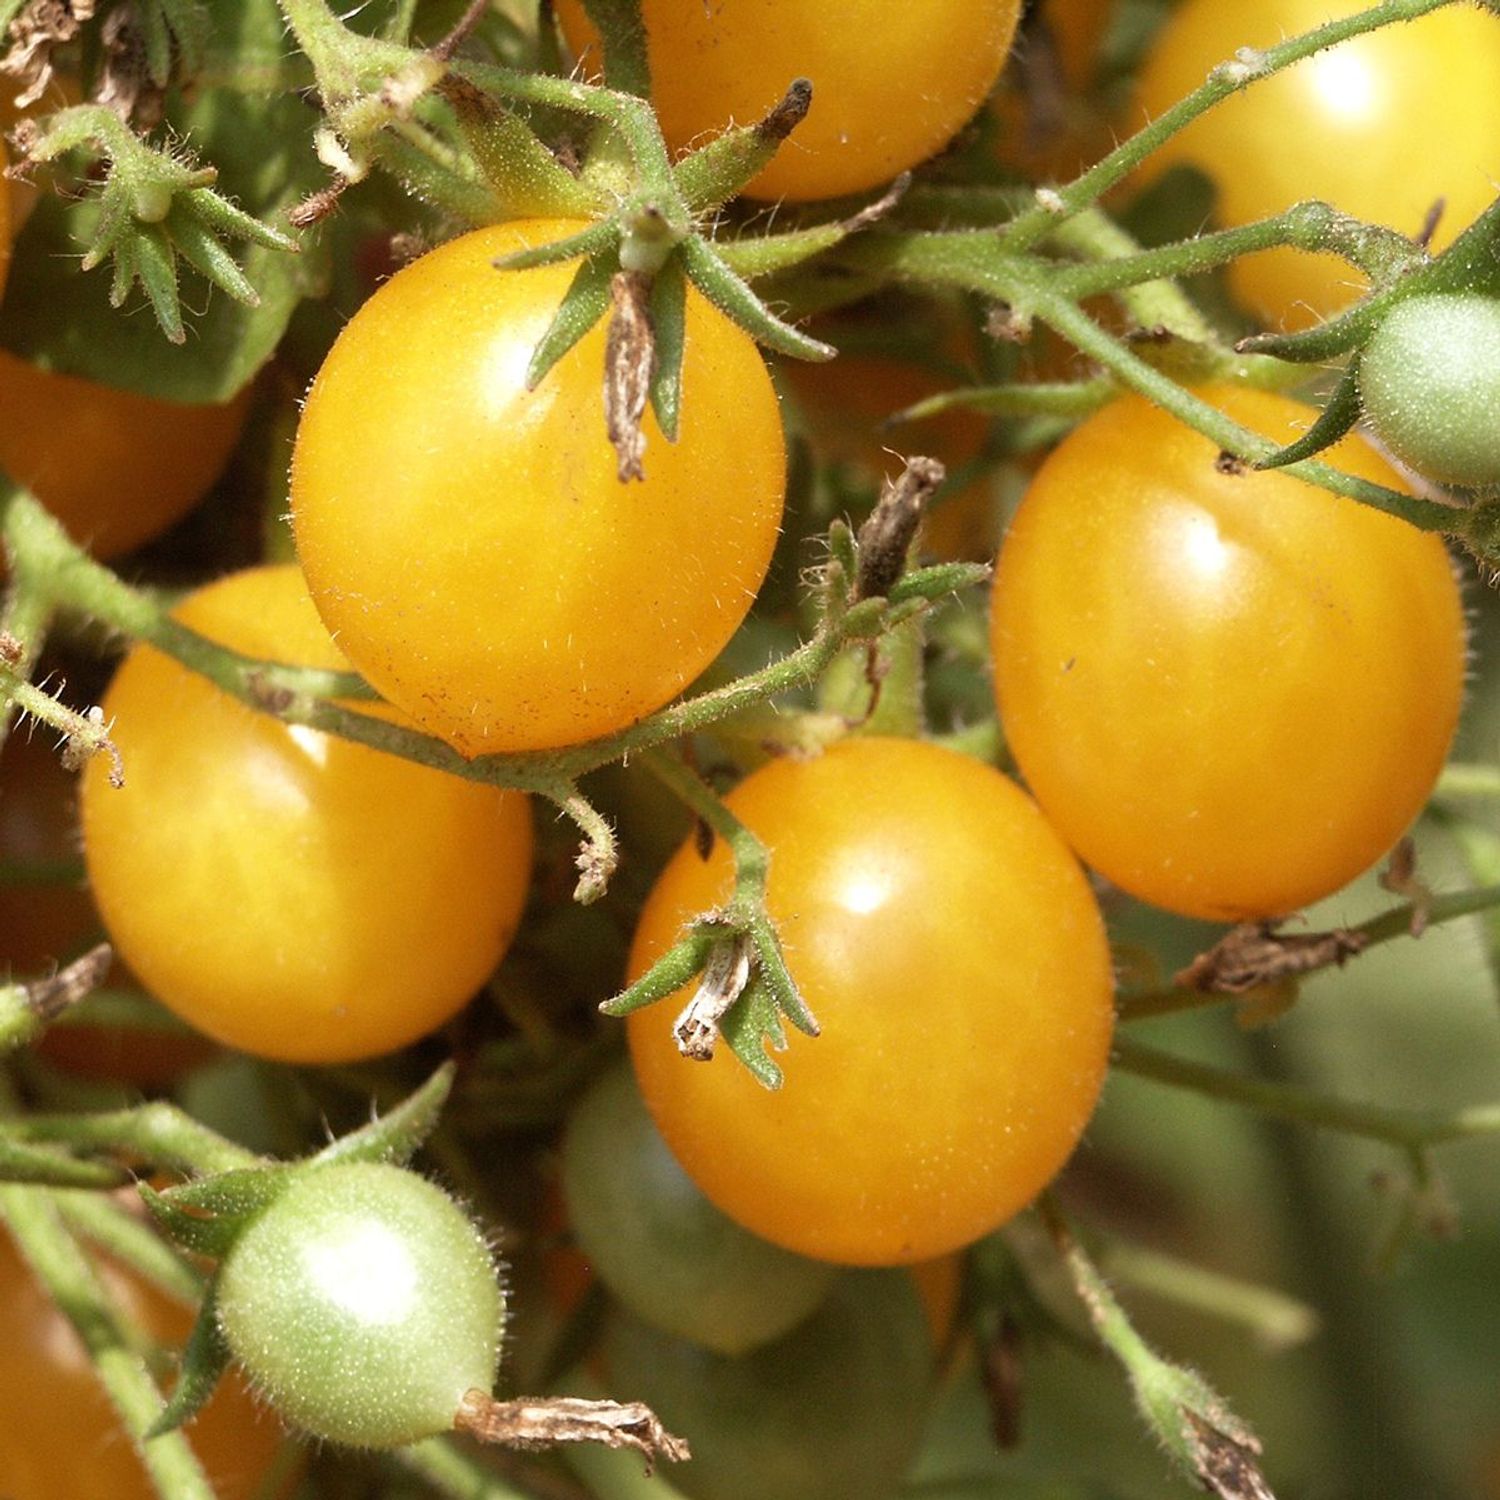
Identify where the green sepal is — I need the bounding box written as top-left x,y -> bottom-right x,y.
0,1138 -> 128,1189
673,78 -> 812,211
748,919 -> 818,1040
141,1167 -> 293,1255
1236,304 -> 1375,364
712,224 -> 852,282
131,225 -> 188,344
889,561 -> 992,606
525,249 -> 618,389
167,207 -> 261,305
719,971 -> 788,1091
648,257 -> 686,441
494,216 -> 618,272
1254,363 -> 1363,471
680,235 -> 836,362
600,929 -> 715,1017
309,1062 -> 456,1169
447,83 -> 601,219
145,1283 -> 231,1439
578,0 -> 651,98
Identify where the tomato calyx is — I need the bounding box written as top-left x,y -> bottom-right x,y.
0,942 -> 113,1055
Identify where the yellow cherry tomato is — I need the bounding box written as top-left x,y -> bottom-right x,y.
626,737 -> 1114,1266
291,218 -> 785,755
0,350 -> 246,560
556,0 -> 1022,202
1133,0 -> 1500,329
81,565 -> 534,1063
990,385 -> 1466,922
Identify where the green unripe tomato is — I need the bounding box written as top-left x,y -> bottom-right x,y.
1359,293 -> 1500,489
216,1162 -> 503,1448
562,1063 -> 836,1356
602,1269 -> 933,1500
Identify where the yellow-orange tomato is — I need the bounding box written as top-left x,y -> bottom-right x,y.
292,219 -> 785,755
0,351 -> 246,559
991,386 -> 1465,922
1133,0 -> 1500,329
81,565 -> 534,1063
626,737 -> 1114,1266
557,0 -> 1022,202
0,1228 -> 294,1499
0,737 -> 217,1084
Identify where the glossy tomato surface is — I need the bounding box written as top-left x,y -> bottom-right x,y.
291,219 -> 785,755
991,385 -> 1466,922
1133,0 -> 1500,328
626,737 -> 1114,1266
557,0 -> 1021,202
0,1227 -> 293,1499
81,565 -> 533,1063
0,350 -> 246,559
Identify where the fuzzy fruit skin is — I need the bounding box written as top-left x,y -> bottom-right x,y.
1134,0 -> 1500,329
216,1163 -> 503,1449
1358,294 -> 1500,490
556,0 -> 1021,202
562,1062 -> 835,1355
991,385 -> 1466,922
602,1268 -> 932,1500
626,737 -> 1114,1266
291,218 -> 785,756
81,565 -> 533,1064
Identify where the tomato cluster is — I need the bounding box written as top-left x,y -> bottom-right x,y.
0,1 -> 1491,1495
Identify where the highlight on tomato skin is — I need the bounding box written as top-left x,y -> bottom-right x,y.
1132,0 -> 1500,329
80,564 -> 535,1064
625,736 -> 1115,1267
290,218 -> 787,756
990,384 -> 1467,924
556,0 -> 1023,202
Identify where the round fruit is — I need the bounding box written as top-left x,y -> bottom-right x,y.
602,1269 -> 932,1500
81,565 -> 533,1063
291,219 -> 785,755
990,385 -> 1466,922
556,0 -> 1022,202
1134,0 -> 1500,328
1359,293 -> 1500,490
0,348 -> 246,561
0,351 -> 246,560
0,1226 -> 293,1499
626,736 -> 1114,1266
562,1062 -> 836,1355
215,1162 -> 502,1448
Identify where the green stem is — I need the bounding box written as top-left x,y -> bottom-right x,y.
57,1193 -> 205,1304
641,748 -> 769,898
1051,202 -> 1424,302
999,0 -> 1463,253
1436,763 -> 1500,800
1113,1036 -> 1500,1148
1119,883 -> 1500,1022
10,1102 -> 260,1175
0,1186 -> 218,1500
1028,288 -> 1458,532
1046,207 -> 1217,344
